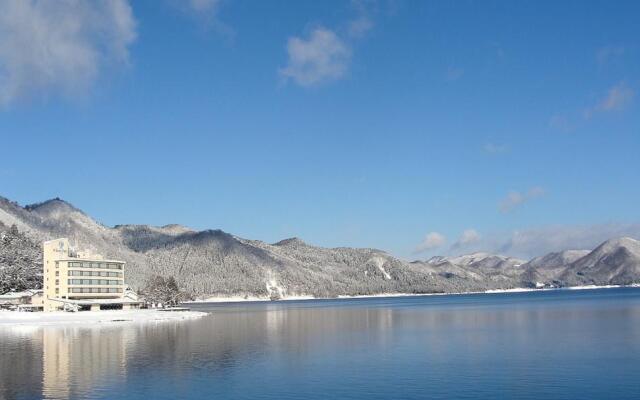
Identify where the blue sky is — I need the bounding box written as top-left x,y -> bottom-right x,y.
0,0 -> 639,259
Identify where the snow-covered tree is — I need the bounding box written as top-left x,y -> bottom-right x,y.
0,223 -> 42,294
140,275 -> 188,307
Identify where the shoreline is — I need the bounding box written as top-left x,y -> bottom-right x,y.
2,285 -> 637,326
185,284 -> 640,304
0,309 -> 207,327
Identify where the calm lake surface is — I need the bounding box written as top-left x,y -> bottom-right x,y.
2,288 -> 640,400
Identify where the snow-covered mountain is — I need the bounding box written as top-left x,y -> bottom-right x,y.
1,196 -> 640,298
523,250 -> 591,270
560,237 -> 640,286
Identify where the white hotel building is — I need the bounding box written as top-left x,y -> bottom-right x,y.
43,238 -> 141,312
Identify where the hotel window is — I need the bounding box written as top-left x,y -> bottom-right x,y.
55,271 -> 59,277
55,279 -> 59,285
55,288 -> 59,294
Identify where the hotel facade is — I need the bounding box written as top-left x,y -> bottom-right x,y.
43,238 -> 140,312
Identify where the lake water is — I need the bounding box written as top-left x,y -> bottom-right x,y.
2,288 -> 640,400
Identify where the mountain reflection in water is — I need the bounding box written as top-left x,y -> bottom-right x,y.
2,288 -> 640,400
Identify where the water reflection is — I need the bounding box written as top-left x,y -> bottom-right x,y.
1,289 -> 640,400
0,325 -> 131,400
42,326 -> 132,399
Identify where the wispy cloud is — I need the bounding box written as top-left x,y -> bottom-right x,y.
452,229 -> 480,249
499,223 -> 640,258
279,28 -> 352,87
446,223 -> 640,260
348,0 -> 375,38
584,82 -> 635,118
348,17 -> 373,39
598,82 -> 634,111
415,232 -> 446,253
499,187 -> 545,213
169,0 -> 231,38
483,143 -> 508,154
280,0 -> 376,87
0,0 -> 136,106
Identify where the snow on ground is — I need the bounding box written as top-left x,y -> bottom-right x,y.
337,293 -> 440,299
187,295 -> 316,303
0,309 -> 207,326
564,284 -> 623,290
483,288 -> 542,294
185,284 -> 640,304
369,256 -> 392,280
483,285 -> 640,293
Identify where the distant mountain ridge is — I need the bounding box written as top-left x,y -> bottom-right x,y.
1,195 -> 640,299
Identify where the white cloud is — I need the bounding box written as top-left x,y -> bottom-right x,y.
280,1 -> 377,88
348,15 -> 374,38
279,28 -> 351,87
170,0 -> 232,40
0,0 -> 136,106
599,83 -> 634,111
415,232 -> 446,253
498,223 -> 640,259
499,187 -> 545,213
584,82 -> 635,118
446,222 -> 640,260
348,0 -> 375,38
454,229 -> 480,247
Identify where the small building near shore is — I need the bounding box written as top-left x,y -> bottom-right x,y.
43,238 -> 142,312
0,289 -> 44,311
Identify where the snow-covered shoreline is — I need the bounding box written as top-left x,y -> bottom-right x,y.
0,309 -> 207,326
186,294 -> 316,303
2,285 -> 637,325
185,284 -> 640,304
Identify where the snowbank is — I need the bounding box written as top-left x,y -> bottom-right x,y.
564,284 -> 623,290
483,288 -> 543,294
186,295 -> 316,303
0,309 -> 207,326
337,293 -> 443,299
186,284 -> 640,304
187,296 -> 269,303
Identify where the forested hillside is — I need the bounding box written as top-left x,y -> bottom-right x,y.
1,196 -> 639,299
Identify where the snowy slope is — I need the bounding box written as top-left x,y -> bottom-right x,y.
1,195 -> 640,298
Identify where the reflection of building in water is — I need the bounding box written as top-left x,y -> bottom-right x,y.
41,326 -> 131,399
